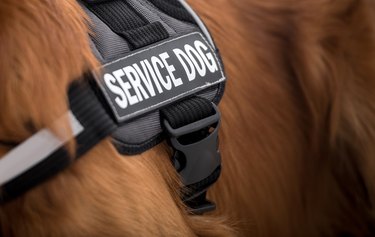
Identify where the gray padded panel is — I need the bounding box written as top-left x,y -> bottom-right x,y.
198,87 -> 218,102
88,38 -> 104,63
113,111 -> 162,144
83,7 -> 131,63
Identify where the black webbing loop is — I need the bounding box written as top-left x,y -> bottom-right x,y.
69,80 -> 118,155
84,0 -> 169,49
87,0 -> 145,31
120,22 -> 168,49
0,79 -> 117,204
161,97 -> 216,129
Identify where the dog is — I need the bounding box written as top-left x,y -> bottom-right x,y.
1,0 -> 375,236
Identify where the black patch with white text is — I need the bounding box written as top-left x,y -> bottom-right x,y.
94,32 -> 225,123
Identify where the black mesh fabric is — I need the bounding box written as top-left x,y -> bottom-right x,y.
149,0 -> 196,24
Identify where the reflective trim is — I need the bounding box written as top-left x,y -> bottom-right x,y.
0,111 -> 83,186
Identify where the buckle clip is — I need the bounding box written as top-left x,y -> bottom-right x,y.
163,102 -> 221,214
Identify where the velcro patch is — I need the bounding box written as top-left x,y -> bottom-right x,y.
94,32 -> 225,123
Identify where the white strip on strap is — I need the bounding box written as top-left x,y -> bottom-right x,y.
0,111 -> 84,186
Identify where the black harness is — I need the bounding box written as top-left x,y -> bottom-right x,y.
0,0 -> 226,215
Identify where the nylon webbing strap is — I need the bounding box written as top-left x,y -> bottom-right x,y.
68,80 -> 118,155
0,79 -> 117,204
84,0 -> 169,49
161,97 -> 216,129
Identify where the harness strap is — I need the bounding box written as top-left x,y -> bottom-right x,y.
84,0 -> 169,49
161,97 -> 215,129
0,1 -> 225,215
0,78 -> 117,204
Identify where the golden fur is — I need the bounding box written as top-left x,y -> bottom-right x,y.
1,0 -> 375,236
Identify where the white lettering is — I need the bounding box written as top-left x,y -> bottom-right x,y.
151,56 -> 172,90
143,59 -> 164,94
103,37 -> 220,111
113,69 -> 138,106
103,73 -> 128,109
185,44 -> 206,77
133,62 -> 156,97
173,48 -> 196,81
124,65 -> 149,102
159,52 -> 182,87
195,40 -> 218,73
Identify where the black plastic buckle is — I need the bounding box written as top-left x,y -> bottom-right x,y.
164,103 -> 221,214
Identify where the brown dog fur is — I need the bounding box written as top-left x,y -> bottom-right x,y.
1,0 -> 375,236
192,0 -> 375,236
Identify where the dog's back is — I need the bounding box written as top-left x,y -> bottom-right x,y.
1,0 -> 375,236
191,0 -> 375,236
